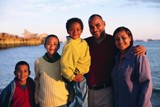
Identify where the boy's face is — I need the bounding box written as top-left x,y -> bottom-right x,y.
16,64 -> 29,85
67,22 -> 82,39
45,37 -> 59,56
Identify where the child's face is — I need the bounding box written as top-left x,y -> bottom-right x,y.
16,64 -> 29,85
114,31 -> 131,52
45,37 -> 59,56
67,22 -> 82,39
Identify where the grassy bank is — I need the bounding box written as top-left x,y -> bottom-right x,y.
0,33 -> 44,49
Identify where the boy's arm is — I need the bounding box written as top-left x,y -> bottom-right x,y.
60,45 -> 76,82
61,41 -> 91,82
74,42 -> 91,75
0,83 -> 12,107
133,45 -> 146,55
34,60 -> 40,104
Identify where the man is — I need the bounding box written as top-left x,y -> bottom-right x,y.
85,14 -> 146,107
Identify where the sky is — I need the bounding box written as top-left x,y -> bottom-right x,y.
0,0 -> 160,41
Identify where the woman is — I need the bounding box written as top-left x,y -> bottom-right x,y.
111,26 -> 152,107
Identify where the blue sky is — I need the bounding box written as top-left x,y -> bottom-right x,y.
0,0 -> 160,40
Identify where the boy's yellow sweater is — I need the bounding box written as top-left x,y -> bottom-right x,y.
60,38 -> 91,82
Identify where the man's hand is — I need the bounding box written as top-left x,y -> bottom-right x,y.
73,74 -> 83,82
133,45 -> 146,55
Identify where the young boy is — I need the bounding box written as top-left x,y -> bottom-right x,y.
60,17 -> 91,107
0,61 -> 35,107
34,34 -> 68,107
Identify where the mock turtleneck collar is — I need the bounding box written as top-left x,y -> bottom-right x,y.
43,52 -> 60,63
66,36 -> 82,43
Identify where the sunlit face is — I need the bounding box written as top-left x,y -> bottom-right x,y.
16,64 -> 29,85
45,37 -> 59,57
115,31 -> 131,53
67,22 -> 82,39
89,16 -> 105,39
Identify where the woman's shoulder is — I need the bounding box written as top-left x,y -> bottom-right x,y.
134,53 -> 150,68
135,54 -> 148,61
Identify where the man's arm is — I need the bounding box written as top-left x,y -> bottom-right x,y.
133,45 -> 146,55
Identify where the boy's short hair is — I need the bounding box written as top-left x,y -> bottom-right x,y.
14,61 -> 31,76
66,17 -> 84,31
44,34 -> 60,49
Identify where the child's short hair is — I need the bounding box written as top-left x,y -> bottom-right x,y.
66,17 -> 84,31
44,34 -> 60,49
14,61 -> 31,76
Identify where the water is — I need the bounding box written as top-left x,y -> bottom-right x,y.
0,44 -> 64,89
0,41 -> 160,106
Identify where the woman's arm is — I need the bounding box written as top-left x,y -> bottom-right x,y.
138,55 -> 152,107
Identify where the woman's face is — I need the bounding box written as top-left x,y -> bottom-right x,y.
45,37 -> 59,57
114,31 -> 131,53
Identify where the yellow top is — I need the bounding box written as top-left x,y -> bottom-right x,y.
60,38 -> 91,82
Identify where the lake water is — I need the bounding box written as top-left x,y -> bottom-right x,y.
0,40 -> 160,106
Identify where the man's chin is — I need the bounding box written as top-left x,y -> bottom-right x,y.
92,34 -> 100,38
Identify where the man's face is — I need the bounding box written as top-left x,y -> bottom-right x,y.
89,16 -> 105,39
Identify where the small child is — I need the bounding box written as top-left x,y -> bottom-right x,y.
34,34 -> 68,107
60,17 -> 91,107
0,61 -> 35,107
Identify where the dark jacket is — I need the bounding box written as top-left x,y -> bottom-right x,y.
0,77 -> 35,107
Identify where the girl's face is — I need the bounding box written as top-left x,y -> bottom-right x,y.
16,65 -> 29,85
45,37 -> 59,57
115,31 -> 131,53
67,22 -> 82,39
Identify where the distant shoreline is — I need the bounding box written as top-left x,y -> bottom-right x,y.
0,32 -> 44,49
